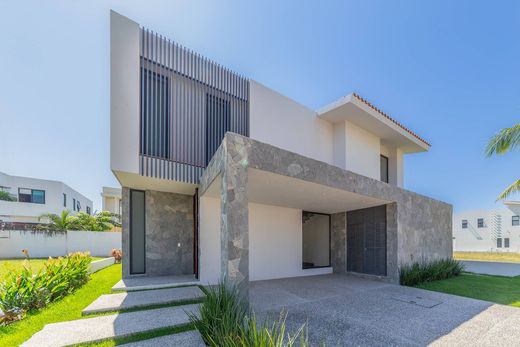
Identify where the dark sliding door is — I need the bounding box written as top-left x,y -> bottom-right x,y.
130,190 -> 146,274
347,205 -> 386,276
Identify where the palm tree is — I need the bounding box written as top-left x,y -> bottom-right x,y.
485,123 -> 520,200
38,210 -> 76,231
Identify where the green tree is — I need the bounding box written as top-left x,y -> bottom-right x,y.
485,123 -> 520,200
38,210 -> 76,231
0,191 -> 15,201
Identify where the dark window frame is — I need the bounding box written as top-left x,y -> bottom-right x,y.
301,211 -> 332,270
477,218 -> 484,228
205,93 -> 231,165
63,193 -> 67,207
505,238 -> 510,248
73,198 -> 76,212
86,206 -> 91,215
462,219 -> 468,229
380,155 -> 389,183
18,188 -> 45,204
513,216 -> 519,226
497,237 -> 503,248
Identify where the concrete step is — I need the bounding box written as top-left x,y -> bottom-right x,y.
83,286 -> 205,315
21,304 -> 200,347
112,275 -> 199,292
119,330 -> 205,347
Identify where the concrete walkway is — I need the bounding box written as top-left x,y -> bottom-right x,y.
119,331 -> 205,347
21,305 -> 200,347
82,286 -> 205,314
112,275 -> 199,292
461,260 -> 520,277
251,274 -> 520,346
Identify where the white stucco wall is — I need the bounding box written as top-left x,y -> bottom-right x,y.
110,11 -> 140,175
0,230 -> 121,258
199,196 -> 221,284
249,202 -> 332,281
344,121 -> 381,180
249,80 -> 334,165
302,214 -> 330,267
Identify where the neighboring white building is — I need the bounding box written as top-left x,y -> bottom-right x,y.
0,171 -> 93,225
453,201 -> 520,253
101,186 -> 122,216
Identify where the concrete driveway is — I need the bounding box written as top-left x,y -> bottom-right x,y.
250,274 -> 520,346
461,260 -> 520,277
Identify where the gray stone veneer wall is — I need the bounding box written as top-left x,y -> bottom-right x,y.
331,212 -> 347,274
200,133 -> 452,290
145,190 -> 193,276
121,188 -> 194,278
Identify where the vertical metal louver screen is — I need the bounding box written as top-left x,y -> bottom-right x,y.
139,28 -> 249,184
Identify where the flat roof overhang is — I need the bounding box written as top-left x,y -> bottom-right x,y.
202,168 -> 390,214
317,94 -> 430,153
112,170 -> 197,195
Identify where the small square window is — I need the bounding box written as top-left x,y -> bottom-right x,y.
513,216 -> 519,226
505,238 -> 510,248
477,218 -> 484,228
462,220 -> 468,229
497,238 -> 503,248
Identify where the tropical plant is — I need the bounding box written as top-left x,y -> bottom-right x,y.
0,191 -> 15,202
399,258 -> 464,286
188,282 -> 316,347
0,252 -> 91,324
38,210 -> 75,231
485,123 -> 520,200
38,210 -> 119,231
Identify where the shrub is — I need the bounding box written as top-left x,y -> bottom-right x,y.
189,282 -> 315,347
111,249 -> 122,263
399,258 -> 464,286
0,191 -> 15,202
0,252 -> 92,324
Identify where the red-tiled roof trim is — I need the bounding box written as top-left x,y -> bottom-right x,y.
352,93 -> 431,147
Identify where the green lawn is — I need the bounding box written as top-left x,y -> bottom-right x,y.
0,257 -> 103,279
0,264 -> 122,346
418,273 -> 520,307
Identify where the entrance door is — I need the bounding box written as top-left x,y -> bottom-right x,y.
347,205 -> 386,276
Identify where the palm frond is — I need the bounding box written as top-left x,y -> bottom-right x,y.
485,124 -> 520,157
497,179 -> 520,201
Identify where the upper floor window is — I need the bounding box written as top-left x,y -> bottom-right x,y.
497,238 -> 503,248
380,155 -> 389,183
18,188 -> 45,204
86,206 -> 91,215
206,94 -> 231,165
505,238 -> 510,248
462,220 -> 468,229
141,69 -> 170,159
513,216 -> 519,226
477,218 -> 484,228
63,193 -> 67,207
76,200 -> 81,212
73,198 -> 76,211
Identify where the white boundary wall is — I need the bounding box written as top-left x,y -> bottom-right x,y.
0,230 -> 121,258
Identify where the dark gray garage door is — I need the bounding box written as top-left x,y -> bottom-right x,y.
347,205 -> 387,276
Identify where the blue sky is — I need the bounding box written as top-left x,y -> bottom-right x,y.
0,0 -> 518,211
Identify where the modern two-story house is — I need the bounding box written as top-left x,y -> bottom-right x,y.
110,11 -> 452,298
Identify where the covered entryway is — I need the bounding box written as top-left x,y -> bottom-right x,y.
347,205 -> 387,276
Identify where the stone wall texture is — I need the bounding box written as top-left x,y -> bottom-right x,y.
145,190 -> 194,276
331,212 -> 347,274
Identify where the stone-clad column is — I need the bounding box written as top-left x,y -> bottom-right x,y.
331,212 -> 347,273
386,203 -> 399,283
220,135 -> 251,300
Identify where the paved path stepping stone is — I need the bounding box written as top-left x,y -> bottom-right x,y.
120,330 -> 205,347
21,304 -> 200,347
83,286 -> 205,314
112,275 -> 199,292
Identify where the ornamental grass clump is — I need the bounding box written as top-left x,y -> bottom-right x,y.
0,252 -> 91,324
399,258 -> 464,287
189,282 -> 317,347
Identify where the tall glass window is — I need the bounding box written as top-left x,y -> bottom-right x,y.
380,155 -> 389,183
302,212 -> 330,269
